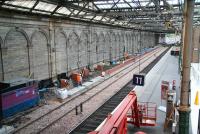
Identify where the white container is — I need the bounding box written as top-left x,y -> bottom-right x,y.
0,125 -> 14,134
54,88 -> 68,99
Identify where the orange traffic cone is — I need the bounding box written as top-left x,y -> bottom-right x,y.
194,91 -> 199,105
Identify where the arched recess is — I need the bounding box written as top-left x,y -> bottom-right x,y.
119,35 -> 124,58
0,37 -> 3,81
114,34 -> 119,60
143,32 -> 147,49
90,33 -> 98,65
55,31 -> 67,74
125,34 -> 129,54
31,30 -> 49,80
79,32 -> 88,68
97,33 -> 105,62
104,33 -> 110,61
3,29 -> 30,81
110,33 -> 116,61
129,34 -> 133,54
68,32 -> 79,70
141,32 -> 144,50
137,31 -> 142,52
117,34 -> 122,59
132,32 -> 136,54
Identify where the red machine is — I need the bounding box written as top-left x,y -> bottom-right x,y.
88,91 -> 157,134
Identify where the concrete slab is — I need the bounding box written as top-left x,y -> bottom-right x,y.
68,76 -> 104,96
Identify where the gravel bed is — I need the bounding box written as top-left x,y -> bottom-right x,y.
13,47 -> 166,134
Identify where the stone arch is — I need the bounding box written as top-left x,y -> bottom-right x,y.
90,32 -> 98,65
140,32 -> 144,50
79,31 -> 88,67
3,28 -> 30,80
55,31 -> 68,74
119,34 -> 124,59
125,34 -> 129,54
128,34 -> 133,54
133,32 -> 136,53
31,29 -> 49,46
68,32 -> 79,70
121,34 -> 126,58
110,33 -> 116,61
0,37 -> 3,81
137,31 -> 142,52
104,33 -> 111,61
3,28 -> 30,48
97,33 -> 105,62
115,34 -> 120,60
143,32 -> 146,49
31,30 -> 49,80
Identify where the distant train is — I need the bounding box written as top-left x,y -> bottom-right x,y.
171,47 -> 180,56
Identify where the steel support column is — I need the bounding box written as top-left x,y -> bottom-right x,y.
179,0 -> 194,134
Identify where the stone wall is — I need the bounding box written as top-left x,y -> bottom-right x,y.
0,14 -> 156,81
192,27 -> 200,63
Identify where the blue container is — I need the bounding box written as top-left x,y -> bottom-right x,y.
2,97 -> 39,118
0,79 -> 39,119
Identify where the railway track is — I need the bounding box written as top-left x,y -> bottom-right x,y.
13,47 -> 167,134
69,47 -> 170,134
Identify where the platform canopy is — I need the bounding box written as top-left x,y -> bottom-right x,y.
0,0 -> 200,32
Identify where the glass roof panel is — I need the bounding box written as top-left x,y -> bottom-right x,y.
78,11 -> 86,15
56,7 -> 71,15
72,10 -> 79,15
94,16 -> 103,20
5,0 -> 36,8
32,10 -> 51,15
97,4 -> 113,9
129,3 -> 137,7
1,0 -> 200,31
139,0 -> 149,6
116,3 -> 130,8
94,1 -> 114,4
88,3 -> 98,10
167,0 -> 179,5
84,15 -> 94,19
102,17 -> 109,22
2,4 -> 30,11
35,1 -> 57,12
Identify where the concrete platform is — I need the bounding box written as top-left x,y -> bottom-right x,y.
128,48 -> 181,134
190,63 -> 200,134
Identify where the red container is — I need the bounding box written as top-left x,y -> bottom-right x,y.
96,65 -> 104,71
71,73 -> 82,83
60,79 -> 69,88
81,68 -> 89,78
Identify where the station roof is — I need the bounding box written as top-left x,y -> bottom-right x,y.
0,0 -> 200,33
